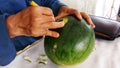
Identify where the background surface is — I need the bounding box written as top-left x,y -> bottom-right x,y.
0,37 -> 120,68
61,0 -> 120,20
0,0 -> 120,68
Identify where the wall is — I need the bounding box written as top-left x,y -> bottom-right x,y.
95,0 -> 120,19
61,0 -> 120,20
61,0 -> 97,15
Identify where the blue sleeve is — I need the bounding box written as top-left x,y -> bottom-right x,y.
44,0 -> 66,16
0,13 -> 16,66
34,0 -> 66,16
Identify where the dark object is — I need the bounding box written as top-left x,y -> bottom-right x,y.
90,15 -> 120,40
118,6 -> 120,17
117,6 -> 120,22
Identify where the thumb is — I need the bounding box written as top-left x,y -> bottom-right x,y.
55,13 -> 68,21
55,15 -> 63,21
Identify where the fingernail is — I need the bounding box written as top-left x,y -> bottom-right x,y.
61,22 -> 65,26
52,17 -> 55,21
53,33 -> 59,38
58,22 -> 65,27
92,24 -> 95,28
93,25 -> 95,28
79,16 -> 82,20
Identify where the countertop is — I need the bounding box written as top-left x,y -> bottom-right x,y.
0,37 -> 120,68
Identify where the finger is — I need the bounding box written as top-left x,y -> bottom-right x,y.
41,21 -> 65,29
80,12 -> 95,28
30,28 -> 60,38
42,15 -> 55,22
72,10 -> 82,20
40,7 -> 54,16
33,15 -> 55,24
55,13 -> 68,21
45,30 -> 60,38
33,6 -> 54,16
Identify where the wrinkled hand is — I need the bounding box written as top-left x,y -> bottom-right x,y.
6,6 -> 65,38
55,6 -> 95,28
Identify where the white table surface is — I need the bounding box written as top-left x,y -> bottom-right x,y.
0,37 -> 120,68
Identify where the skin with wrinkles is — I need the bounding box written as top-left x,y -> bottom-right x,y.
6,6 -> 95,38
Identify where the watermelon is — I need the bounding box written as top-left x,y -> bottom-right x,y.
44,16 -> 95,66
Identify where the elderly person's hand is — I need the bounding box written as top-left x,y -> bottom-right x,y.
6,6 -> 65,38
55,6 -> 95,28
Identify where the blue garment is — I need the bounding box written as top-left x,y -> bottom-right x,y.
0,0 -> 65,66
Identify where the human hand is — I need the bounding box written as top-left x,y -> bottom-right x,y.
55,6 -> 95,28
6,6 -> 65,38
